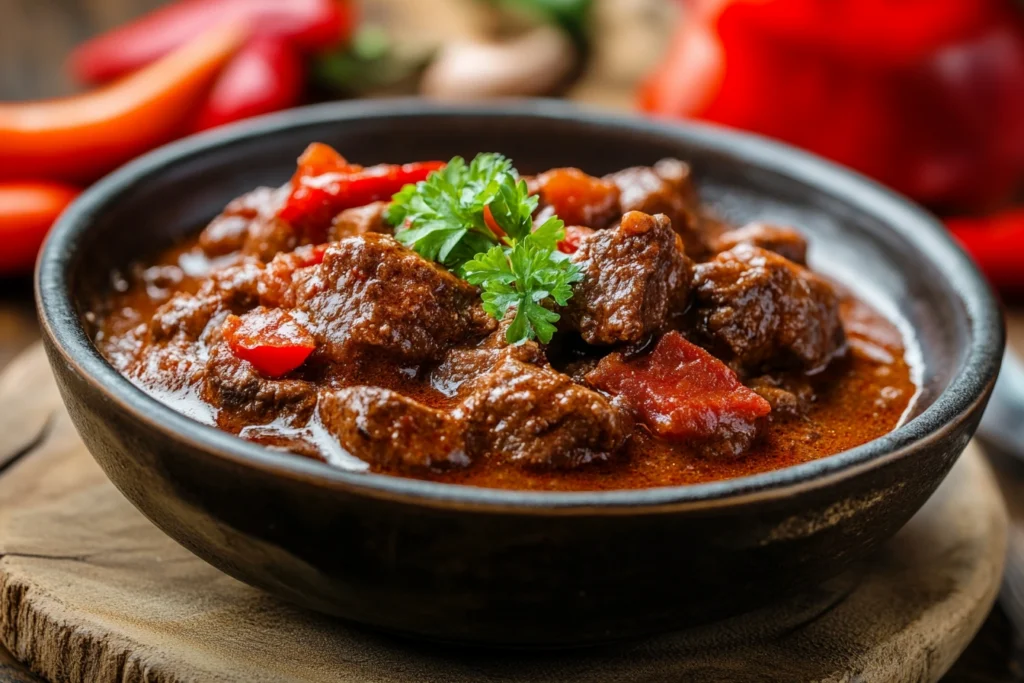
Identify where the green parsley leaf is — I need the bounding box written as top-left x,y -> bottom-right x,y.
464,233 -> 582,344
390,152 -> 583,344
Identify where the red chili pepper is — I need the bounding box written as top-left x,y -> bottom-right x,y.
947,209 -> 1024,294
70,0 -> 357,85
641,0 -> 1024,211
224,307 -> 316,377
279,144 -> 444,240
0,24 -> 245,184
0,181 -> 81,274
191,37 -> 305,132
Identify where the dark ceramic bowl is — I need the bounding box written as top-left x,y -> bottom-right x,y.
36,100 -> 1003,647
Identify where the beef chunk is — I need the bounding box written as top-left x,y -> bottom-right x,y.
713,223 -> 808,265
149,259 -> 264,343
319,387 -> 468,472
587,332 -> 770,459
199,186 -> 295,261
197,259 -> 264,310
529,168 -> 622,229
430,320 -> 545,398
606,159 -> 706,256
149,292 -> 222,343
693,244 -> 845,374
328,201 -> 391,240
293,234 -> 496,364
257,244 -> 326,309
562,211 -> 692,345
457,357 -> 630,468
746,374 -> 814,419
203,341 -> 316,426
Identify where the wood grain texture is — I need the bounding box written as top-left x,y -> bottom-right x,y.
0,343 -> 1008,683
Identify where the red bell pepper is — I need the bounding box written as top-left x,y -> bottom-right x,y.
640,0 -> 1024,211
278,143 -> 444,240
0,181 -> 81,274
948,209 -> 1024,295
70,0 -> 356,85
224,307 -> 316,377
191,37 -> 305,132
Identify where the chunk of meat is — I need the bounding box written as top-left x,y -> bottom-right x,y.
693,244 -> 846,374
458,357 -> 630,468
430,319 -> 545,398
713,223 -> 808,265
586,331 -> 771,458
293,234 -> 496,364
223,307 -> 316,378
328,201 -> 391,240
556,225 -> 595,254
318,386 -> 469,472
198,186 -> 296,261
149,291 -> 222,343
203,341 -> 317,427
529,168 -> 621,229
746,374 -> 814,419
197,259 -> 264,310
148,259 -> 265,343
606,159 -> 707,256
562,211 -> 693,345
257,244 -> 327,308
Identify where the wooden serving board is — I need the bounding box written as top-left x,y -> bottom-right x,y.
0,344 -> 1009,683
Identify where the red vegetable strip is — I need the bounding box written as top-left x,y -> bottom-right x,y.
279,159 -> 446,240
224,307 -> 316,378
482,205 -> 507,241
947,209 -> 1024,293
70,0 -> 356,84
191,37 -> 305,133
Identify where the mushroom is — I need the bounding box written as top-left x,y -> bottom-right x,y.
420,25 -> 577,100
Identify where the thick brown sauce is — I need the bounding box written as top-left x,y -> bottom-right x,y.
94,237 -> 917,491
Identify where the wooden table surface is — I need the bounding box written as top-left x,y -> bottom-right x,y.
1,1 -> 1022,681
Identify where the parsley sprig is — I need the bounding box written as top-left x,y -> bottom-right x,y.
388,153 -> 581,344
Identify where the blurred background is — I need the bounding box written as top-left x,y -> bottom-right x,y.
2,0 -> 1024,679
4,0 -> 1024,300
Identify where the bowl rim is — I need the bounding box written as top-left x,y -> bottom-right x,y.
36,98 -> 1004,513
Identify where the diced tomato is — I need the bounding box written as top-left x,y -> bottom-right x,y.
586,331 -> 771,441
533,168 -> 621,228
557,225 -> 595,254
223,307 -> 316,377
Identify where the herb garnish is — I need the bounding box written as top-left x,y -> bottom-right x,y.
388,153 -> 581,344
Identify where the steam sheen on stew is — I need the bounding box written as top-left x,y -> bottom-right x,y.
92,146 -> 917,491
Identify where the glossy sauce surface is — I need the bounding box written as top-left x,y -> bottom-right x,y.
95,239 -> 917,491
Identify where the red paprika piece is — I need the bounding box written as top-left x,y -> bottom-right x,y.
224,307 -> 316,377
279,144 -> 444,241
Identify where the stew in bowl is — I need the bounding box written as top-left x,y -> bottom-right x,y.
38,102 -> 1000,644
94,145 -> 918,491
